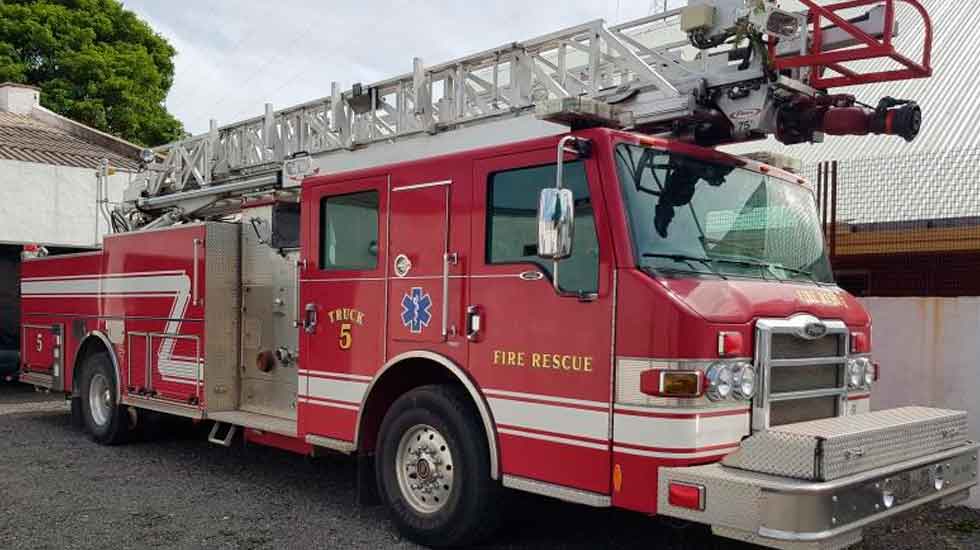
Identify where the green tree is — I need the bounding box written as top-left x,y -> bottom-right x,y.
0,0 -> 183,145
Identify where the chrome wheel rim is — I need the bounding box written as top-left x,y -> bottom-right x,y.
88,373 -> 113,427
395,424 -> 455,514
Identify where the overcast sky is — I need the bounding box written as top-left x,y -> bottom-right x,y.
123,1 -> 684,136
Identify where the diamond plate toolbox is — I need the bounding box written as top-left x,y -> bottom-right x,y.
723,407 -> 969,481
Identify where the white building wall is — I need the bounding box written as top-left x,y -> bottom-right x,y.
0,159 -> 132,248
861,297 -> 980,508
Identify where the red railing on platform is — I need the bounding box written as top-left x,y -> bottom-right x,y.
774,0 -> 933,89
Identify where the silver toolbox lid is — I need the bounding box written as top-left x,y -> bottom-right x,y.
723,407 -> 969,481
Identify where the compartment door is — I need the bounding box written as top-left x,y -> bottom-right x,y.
386,181 -> 451,344
21,323 -> 63,386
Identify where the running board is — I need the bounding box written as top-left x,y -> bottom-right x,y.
208,422 -> 238,447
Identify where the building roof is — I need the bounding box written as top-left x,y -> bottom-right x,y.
0,110 -> 139,171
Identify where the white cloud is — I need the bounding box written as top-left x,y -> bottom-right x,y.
123,0 -> 684,137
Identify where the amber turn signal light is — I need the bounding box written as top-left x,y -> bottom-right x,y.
640,369 -> 703,398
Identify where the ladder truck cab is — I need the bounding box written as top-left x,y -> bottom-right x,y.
19,1 -> 970,548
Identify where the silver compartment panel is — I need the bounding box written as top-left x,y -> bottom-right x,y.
238,205 -> 299,420
724,407 -> 969,481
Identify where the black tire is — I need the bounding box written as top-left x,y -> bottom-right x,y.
376,385 -> 501,548
78,352 -> 130,445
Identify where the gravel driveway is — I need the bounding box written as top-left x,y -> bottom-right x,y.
1,382 -> 978,550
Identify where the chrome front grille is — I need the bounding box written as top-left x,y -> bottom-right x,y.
770,333 -> 842,359
753,317 -> 850,431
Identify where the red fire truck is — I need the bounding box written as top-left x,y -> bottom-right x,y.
19,1 -> 974,548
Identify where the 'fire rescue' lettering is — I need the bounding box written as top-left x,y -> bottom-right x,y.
492,350 -> 593,373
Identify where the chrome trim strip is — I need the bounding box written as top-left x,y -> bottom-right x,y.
306,434 -> 356,454
120,394 -> 205,419
383,174 -> 391,362
616,355 -> 753,363
502,475 -> 611,507
768,387 -> 852,402
354,350 -> 500,479
770,357 -> 846,367
391,179 -> 452,192
607,269 -> 618,455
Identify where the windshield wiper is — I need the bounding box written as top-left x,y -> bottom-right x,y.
642,253 -> 728,280
711,256 -> 816,282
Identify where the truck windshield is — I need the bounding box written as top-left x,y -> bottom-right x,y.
614,143 -> 834,283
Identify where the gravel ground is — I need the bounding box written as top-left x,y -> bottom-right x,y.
1,381 -> 978,550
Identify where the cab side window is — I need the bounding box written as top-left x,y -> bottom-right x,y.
486,161 -> 599,293
320,191 -> 379,270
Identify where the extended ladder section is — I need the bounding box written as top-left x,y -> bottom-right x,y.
119,0 -> 933,230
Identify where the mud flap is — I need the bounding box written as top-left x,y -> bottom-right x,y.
70,395 -> 84,429
357,452 -> 380,506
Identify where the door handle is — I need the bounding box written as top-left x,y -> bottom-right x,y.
293,259 -> 306,328
303,303 -> 318,334
465,305 -> 482,342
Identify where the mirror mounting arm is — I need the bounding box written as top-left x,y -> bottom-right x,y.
550,135 -> 590,293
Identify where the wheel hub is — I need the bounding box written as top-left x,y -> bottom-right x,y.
88,373 -> 113,427
396,424 -> 455,514
415,457 -> 433,481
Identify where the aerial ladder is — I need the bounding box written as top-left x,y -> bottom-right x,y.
114,0 -> 933,232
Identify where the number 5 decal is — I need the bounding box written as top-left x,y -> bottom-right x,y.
339,323 -> 353,350
35,333 -> 43,353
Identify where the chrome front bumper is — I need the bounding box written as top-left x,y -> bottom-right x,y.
658,444 -> 978,550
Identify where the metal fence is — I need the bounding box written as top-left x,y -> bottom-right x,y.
806,148 -> 980,297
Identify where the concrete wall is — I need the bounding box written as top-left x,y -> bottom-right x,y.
0,159 -> 132,248
861,297 -> 980,507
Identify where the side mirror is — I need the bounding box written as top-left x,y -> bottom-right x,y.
537,188 -> 575,260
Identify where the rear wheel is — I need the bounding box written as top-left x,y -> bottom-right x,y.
376,385 -> 501,547
79,353 -> 130,445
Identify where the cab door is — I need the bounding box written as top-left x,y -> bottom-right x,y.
468,146 -> 615,495
299,176 -> 388,442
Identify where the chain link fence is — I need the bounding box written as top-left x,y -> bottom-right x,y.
804,148 -> 980,297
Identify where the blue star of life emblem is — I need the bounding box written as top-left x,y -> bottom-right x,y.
401,287 -> 432,334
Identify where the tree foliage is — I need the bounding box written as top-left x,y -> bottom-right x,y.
0,0 -> 183,145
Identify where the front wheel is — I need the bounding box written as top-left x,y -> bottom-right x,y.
79,352 -> 130,445
376,385 -> 501,547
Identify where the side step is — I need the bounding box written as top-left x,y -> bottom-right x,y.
208,422 -> 238,447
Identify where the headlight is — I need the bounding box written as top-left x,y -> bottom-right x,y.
847,358 -> 867,388
705,363 -> 734,401
862,359 -> 875,386
731,362 -> 757,400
